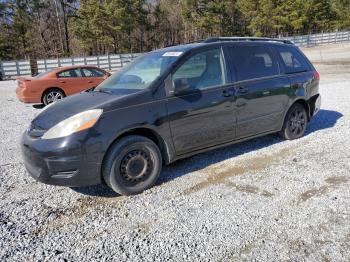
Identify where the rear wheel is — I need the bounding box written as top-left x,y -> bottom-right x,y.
279,103 -> 308,140
102,135 -> 162,195
43,89 -> 65,105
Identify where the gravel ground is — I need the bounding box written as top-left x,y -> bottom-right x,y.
1,44 -> 350,261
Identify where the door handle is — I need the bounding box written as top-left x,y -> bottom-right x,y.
59,80 -> 66,83
88,81 -> 94,83
237,86 -> 248,94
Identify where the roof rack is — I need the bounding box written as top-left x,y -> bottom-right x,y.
203,37 -> 293,45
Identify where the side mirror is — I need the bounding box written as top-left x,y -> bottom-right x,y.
173,78 -> 192,96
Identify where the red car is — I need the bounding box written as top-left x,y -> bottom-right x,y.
16,65 -> 110,105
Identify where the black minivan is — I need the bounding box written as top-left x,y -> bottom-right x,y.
21,37 -> 321,195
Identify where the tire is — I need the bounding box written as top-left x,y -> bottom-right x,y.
279,103 -> 308,140
43,89 -> 65,105
102,135 -> 162,195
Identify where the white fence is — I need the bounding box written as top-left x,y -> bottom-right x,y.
0,53 -> 140,78
1,31 -> 350,78
284,31 -> 350,47
0,60 -> 31,77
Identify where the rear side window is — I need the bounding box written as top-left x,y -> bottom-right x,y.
275,46 -> 310,74
82,68 -> 105,77
57,69 -> 82,78
228,46 -> 279,81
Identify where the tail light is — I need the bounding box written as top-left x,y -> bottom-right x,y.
313,71 -> 320,81
17,79 -> 31,88
17,80 -> 24,88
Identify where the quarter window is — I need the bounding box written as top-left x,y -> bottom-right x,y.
228,46 -> 279,81
275,46 -> 310,74
172,49 -> 226,91
57,69 -> 82,78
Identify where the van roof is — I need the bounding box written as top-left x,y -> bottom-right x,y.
154,37 -> 294,53
203,37 -> 293,44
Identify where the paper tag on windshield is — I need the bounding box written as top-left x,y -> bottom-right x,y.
162,52 -> 183,57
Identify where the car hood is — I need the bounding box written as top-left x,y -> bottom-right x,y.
32,89 -> 144,130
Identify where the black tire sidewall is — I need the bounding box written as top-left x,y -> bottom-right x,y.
281,103 -> 307,140
103,136 -> 162,195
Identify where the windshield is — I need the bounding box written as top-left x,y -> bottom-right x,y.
95,51 -> 183,92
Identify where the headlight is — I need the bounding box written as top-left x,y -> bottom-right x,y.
42,109 -> 103,139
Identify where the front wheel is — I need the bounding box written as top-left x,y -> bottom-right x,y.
279,103 -> 308,140
102,135 -> 162,195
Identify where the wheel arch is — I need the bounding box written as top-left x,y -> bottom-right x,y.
41,87 -> 66,103
292,99 -> 310,120
103,127 -> 172,167
285,98 -> 310,122
279,98 -> 310,132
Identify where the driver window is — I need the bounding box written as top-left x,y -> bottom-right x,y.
172,49 -> 226,92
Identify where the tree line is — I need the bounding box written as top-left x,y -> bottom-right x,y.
0,0 -> 350,60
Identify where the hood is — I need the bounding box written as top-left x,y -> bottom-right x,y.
32,89 -> 141,130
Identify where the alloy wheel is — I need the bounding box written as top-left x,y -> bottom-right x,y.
46,91 -> 63,104
288,108 -> 306,136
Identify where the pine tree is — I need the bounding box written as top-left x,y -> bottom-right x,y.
332,0 -> 350,29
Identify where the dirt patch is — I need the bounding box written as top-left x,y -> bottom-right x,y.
225,181 -> 274,197
182,147 -> 292,195
299,176 -> 349,203
33,196 -> 126,236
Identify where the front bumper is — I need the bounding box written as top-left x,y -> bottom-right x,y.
21,130 -> 103,187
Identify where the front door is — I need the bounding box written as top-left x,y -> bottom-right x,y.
166,48 -> 236,155
81,67 -> 107,89
56,68 -> 88,95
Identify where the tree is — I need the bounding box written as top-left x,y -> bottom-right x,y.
71,0 -> 149,55
238,0 -> 337,37
70,0 -> 107,55
9,0 -> 33,58
182,0 -> 245,40
149,0 -> 184,47
0,0 -> 350,60
0,2 -> 16,59
332,0 -> 350,29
